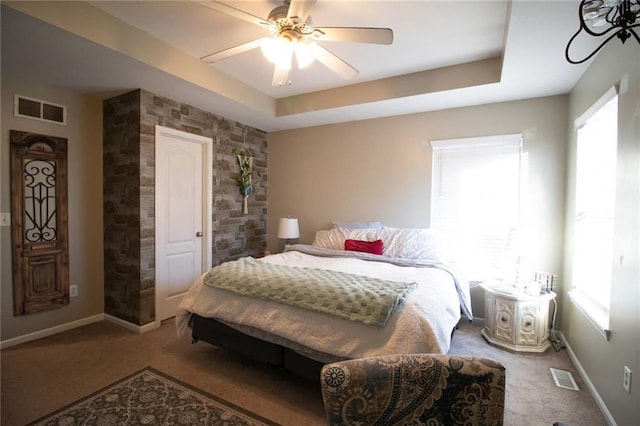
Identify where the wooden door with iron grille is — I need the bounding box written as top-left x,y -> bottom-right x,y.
10,130 -> 69,315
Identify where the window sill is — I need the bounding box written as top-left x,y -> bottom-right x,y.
568,290 -> 611,340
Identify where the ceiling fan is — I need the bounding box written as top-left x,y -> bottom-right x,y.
196,0 -> 393,87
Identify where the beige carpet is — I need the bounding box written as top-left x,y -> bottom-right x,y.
2,318 -> 606,425
451,321 -> 606,425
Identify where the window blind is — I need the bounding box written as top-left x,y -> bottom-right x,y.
431,134 -> 523,281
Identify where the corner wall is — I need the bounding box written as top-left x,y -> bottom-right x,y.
102,90 -> 143,324
103,89 -> 267,326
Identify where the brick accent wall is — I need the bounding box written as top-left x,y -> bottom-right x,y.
103,91 -> 142,325
103,89 -> 267,326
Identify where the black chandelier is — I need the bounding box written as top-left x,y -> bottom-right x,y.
566,0 -> 640,64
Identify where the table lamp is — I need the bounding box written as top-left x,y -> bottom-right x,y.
277,217 -> 300,246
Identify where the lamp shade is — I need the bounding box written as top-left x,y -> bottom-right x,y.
261,37 -> 294,70
277,217 -> 300,239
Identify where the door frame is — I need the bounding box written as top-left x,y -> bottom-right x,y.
154,125 -> 213,328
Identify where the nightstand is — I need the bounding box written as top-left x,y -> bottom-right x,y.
480,281 -> 556,353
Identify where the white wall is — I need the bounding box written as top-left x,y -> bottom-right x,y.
1,76 -> 104,341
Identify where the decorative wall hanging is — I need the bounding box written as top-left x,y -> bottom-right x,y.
10,130 -> 70,315
234,129 -> 260,215
236,151 -> 254,215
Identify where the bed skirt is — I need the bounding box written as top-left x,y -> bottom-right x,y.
190,314 -> 325,382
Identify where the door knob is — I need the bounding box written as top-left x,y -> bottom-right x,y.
195,232 -> 203,237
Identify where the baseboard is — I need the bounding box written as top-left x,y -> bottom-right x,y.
0,313 -> 105,350
558,331 -> 617,426
472,316 -> 485,325
104,314 -> 159,333
1,313 -> 160,350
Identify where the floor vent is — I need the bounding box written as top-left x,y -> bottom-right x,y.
14,94 -> 66,125
550,368 -> 580,391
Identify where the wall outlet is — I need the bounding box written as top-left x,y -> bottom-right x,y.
70,285 -> 78,298
623,366 -> 632,393
0,213 -> 10,227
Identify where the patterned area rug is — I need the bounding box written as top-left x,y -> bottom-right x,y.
28,367 -> 279,425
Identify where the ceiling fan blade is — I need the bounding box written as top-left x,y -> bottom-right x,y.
195,1 -> 270,28
312,45 -> 359,80
287,0 -> 317,22
314,27 -> 393,45
200,39 -> 262,63
272,66 -> 291,87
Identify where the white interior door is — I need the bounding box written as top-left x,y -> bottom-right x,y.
155,126 -> 212,322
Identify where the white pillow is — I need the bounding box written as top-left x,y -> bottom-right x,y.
313,228 -> 379,250
381,228 -> 445,260
312,227 -> 446,261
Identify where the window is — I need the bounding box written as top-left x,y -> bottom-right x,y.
569,87 -> 618,339
430,134 -> 524,282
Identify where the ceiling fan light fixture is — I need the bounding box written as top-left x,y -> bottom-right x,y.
201,0 -> 394,85
295,39 -> 317,69
260,37 -> 294,69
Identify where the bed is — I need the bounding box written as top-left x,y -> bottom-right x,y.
176,226 -> 472,381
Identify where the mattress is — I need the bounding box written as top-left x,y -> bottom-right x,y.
176,244 -> 471,362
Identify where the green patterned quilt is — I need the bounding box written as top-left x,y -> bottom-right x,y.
203,257 -> 417,326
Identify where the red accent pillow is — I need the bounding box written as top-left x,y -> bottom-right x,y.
345,239 -> 384,255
